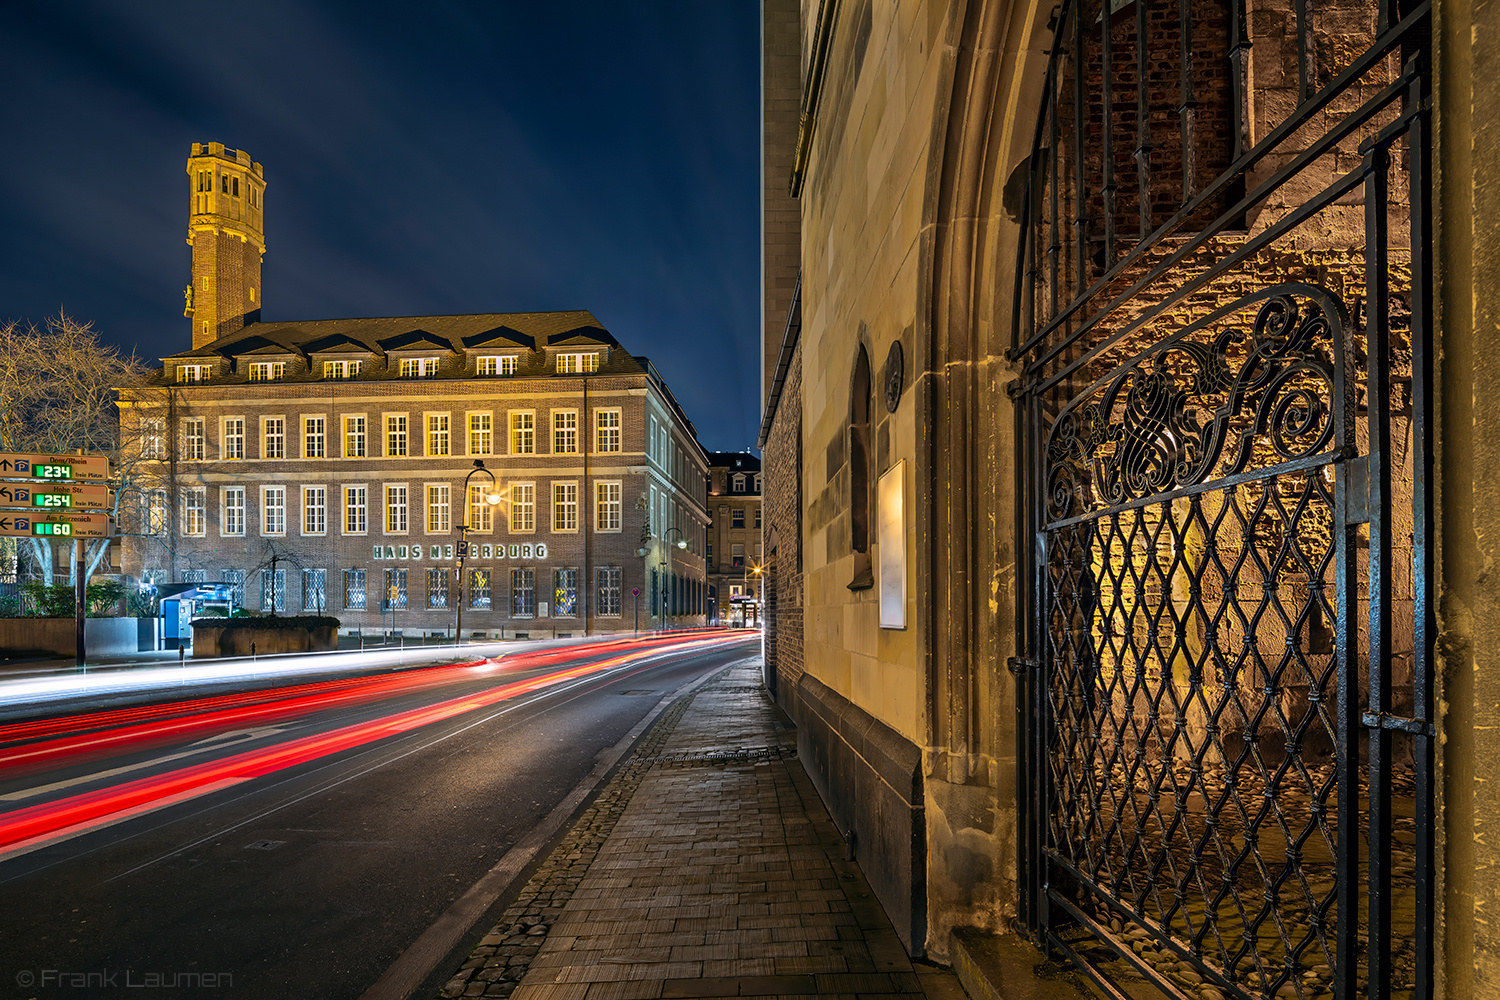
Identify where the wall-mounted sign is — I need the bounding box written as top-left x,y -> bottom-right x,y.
371,542 -> 548,561
878,460 -> 906,629
0,512 -> 109,539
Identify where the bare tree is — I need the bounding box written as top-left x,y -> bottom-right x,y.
0,314 -> 152,585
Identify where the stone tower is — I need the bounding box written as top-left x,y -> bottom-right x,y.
184,142 -> 266,349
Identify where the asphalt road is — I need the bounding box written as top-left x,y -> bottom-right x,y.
0,632 -> 759,999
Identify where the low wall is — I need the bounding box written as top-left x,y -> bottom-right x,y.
193,621 -> 338,658
0,617 -> 145,657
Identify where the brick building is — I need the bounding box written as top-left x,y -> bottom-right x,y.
703,452 -> 761,625
118,143 -> 709,637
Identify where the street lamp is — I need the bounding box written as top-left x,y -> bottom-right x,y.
456,460 -> 502,643
660,526 -> 688,633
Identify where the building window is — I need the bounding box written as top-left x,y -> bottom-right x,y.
223,568 -> 245,606
345,486 -> 367,534
303,486 -> 327,535
733,474 -> 746,492
385,485 -> 408,533
595,481 -> 621,531
732,509 -> 745,528
427,484 -> 450,533
478,355 -> 517,375
176,364 -> 210,383
553,568 -> 578,617
222,487 -> 245,536
142,418 -> 165,459
427,568 -> 449,609
556,353 -> 599,373
552,410 -> 578,453
263,487 -> 286,535
182,488 -> 205,536
754,474 -> 762,493
263,417 -> 285,459
732,543 -> 744,569
323,360 -> 362,379
183,418 -> 205,461
261,568 -> 286,612
247,361 -> 286,381
509,483 -> 535,532
399,357 -> 440,378
510,412 -> 535,454
386,414 -> 408,457
223,417 -> 245,459
469,569 -> 491,610
468,412 -> 492,455
344,416 -> 366,458
304,416 -> 325,458
467,484 -> 494,532
596,566 -> 621,616
383,568 -> 407,610
343,569 -> 366,610
552,482 -> 578,532
302,569 -> 327,612
427,414 -> 450,456
511,567 -> 535,617
754,507 -> 761,529
595,409 -> 621,453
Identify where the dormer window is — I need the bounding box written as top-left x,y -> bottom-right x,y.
323,360 -> 363,379
247,361 -> 286,381
478,356 -> 518,376
556,353 -> 599,374
176,364 -> 211,383
733,473 -> 746,492
399,357 -> 440,378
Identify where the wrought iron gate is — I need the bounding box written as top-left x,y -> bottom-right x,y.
1011,2 -> 1432,999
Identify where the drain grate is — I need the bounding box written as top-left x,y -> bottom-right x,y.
244,840 -> 285,851
618,690 -> 654,696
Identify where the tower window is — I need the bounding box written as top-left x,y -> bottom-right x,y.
221,175 -> 228,194
232,177 -> 239,197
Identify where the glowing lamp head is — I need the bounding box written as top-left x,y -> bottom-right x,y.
485,491 -> 502,506
675,539 -> 688,549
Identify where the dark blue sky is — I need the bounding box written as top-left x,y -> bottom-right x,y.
0,1 -> 763,453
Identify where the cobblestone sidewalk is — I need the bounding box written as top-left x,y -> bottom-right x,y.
438,659 -> 966,1000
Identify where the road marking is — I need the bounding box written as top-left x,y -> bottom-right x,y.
0,727 -> 288,802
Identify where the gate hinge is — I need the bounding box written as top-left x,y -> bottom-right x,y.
1345,455 -> 1371,525
1008,656 -> 1039,676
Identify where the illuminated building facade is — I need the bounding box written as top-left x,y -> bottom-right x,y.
119,144 -> 708,637
704,452 -> 761,625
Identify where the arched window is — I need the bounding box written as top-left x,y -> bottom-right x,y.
848,344 -> 873,590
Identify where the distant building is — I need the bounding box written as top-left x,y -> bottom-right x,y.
118,143 -> 708,637
704,452 -> 761,625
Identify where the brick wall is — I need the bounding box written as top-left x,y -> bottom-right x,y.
762,341 -> 803,700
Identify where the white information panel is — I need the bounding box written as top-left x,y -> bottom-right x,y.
878,460 -> 906,629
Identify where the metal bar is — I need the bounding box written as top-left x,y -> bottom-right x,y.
1364,143 -> 1393,1000
1230,0 -> 1251,163
1010,5 -> 1430,363
1406,43 -> 1435,1000
1295,0 -> 1310,105
1073,0 -> 1088,299
1135,0 -> 1150,241
1179,0 -> 1195,201
1050,45 -> 1063,323
1101,0 -> 1115,263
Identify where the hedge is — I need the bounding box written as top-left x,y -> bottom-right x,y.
192,615 -> 340,631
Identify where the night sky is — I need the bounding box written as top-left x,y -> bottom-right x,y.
0,2 -> 763,453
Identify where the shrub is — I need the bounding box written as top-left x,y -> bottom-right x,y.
192,615 -> 340,631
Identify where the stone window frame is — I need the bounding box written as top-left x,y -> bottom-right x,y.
302,485 -> 328,536
384,412 -> 409,458
509,410 -> 536,455
302,414 -> 326,459
594,407 -> 622,453
222,416 -> 246,460
468,410 -> 493,456
343,484 -> 368,536
552,480 -> 579,533
261,485 -> 286,536
384,482 -> 409,535
551,408 -> 579,455
426,482 -> 451,534
262,415 -> 286,460
221,486 -> 245,537
426,411 -> 451,457
343,414 -> 368,458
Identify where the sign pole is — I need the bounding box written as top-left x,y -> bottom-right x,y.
75,541 -> 85,669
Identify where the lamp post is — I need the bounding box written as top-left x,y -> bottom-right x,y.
456,460 -> 502,644
660,526 -> 688,633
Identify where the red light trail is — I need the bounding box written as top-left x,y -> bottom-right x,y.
0,632 -> 747,859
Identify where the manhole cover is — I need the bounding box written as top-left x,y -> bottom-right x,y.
244,840 -> 285,851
